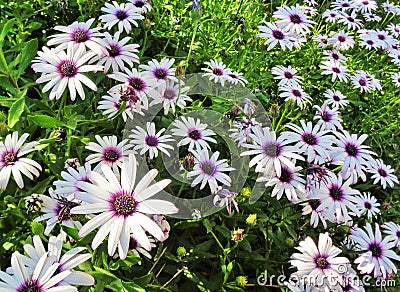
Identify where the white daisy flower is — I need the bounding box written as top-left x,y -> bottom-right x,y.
367,159 -> 399,189
309,173 -> 361,224
32,188 -> 82,236
98,91 -> 135,121
85,135 -> 135,172
171,116 -> 217,151
108,67 -> 160,110
47,18 -> 106,55
354,0 -> 378,13
240,125 -> 304,177
337,10 -> 363,30
387,23 -> 400,38
213,187 -> 239,215
282,121 -> 334,163
350,70 -> 380,92
0,132 -> 41,190
382,222 -> 400,248
300,196 -> 330,229
363,12 -> 381,22
322,9 -> 341,23
129,122 -> 174,159
201,59 -> 233,86
53,163 -> 92,196
320,59 -> 349,82
331,0 -> 356,10
128,0 -> 152,14
16,233 -> 94,286
71,154 -> 179,259
331,130 -> 376,183
0,251 -> 78,291
354,192 -> 380,219
229,118 -> 260,147
322,50 -> 348,63
187,149 -> 235,193
278,83 -> 312,109
328,30 -> 355,51
290,232 -> 350,289
312,34 -> 330,48
90,32 -> 140,73
227,71 -> 248,86
313,101 -> 344,131
257,21 -> 295,51
271,65 -> 303,87
258,164 -> 306,202
128,233 -> 156,264
349,223 -> 400,278
323,89 -> 349,108
140,58 -> 177,83
99,1 -> 144,34
391,72 -> 400,87
150,80 -> 192,115
273,4 -> 315,35
32,43 -> 103,101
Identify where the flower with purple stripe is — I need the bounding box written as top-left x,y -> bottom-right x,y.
85,135 -> 135,172
241,125 -> 303,177
71,154 -> 178,259
140,58 -> 177,83
187,149 -> 235,194
367,159 -> 399,189
313,101 -> 344,131
350,223 -> 400,278
290,232 -> 350,290
100,1 -> 144,34
0,132 -> 41,190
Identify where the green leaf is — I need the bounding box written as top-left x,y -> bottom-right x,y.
31,221 -> 44,235
91,267 -> 119,284
202,218 -> 213,233
19,39 -> 38,76
0,19 -> 14,49
28,115 -> 63,128
8,96 -> 25,128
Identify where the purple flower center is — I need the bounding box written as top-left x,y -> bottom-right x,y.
342,3 -> 350,7
329,185 -> 344,201
290,14 -> 301,24
134,0 -> 145,8
321,111 -> 332,122
129,77 -> 146,91
310,200 -> 321,211
302,133 -> 317,145
368,242 -> 382,258
284,71 -> 293,79
154,68 -> 168,80
145,135 -> 159,147
292,89 -> 302,97
347,16 -> 354,22
366,40 -> 374,45
378,168 -> 388,177
18,280 -> 42,292
279,168 -> 292,183
72,29 -> 89,43
330,13 -> 336,17
200,161 -> 216,176
362,1 -> 369,4
188,129 -> 201,140
59,60 -> 77,78
332,67 -> 341,73
332,53 -> 339,60
104,149 -> 120,162
212,68 -> 223,76
345,143 -> 358,157
263,142 -> 281,158
164,88 -> 177,100
378,34 -> 385,40
364,201 -> 372,210
338,36 -> 346,42
113,193 -> 137,216
332,94 -> 340,101
116,10 -> 128,20
2,151 -> 17,165
396,231 -> 400,238
315,255 -> 330,269
129,237 -> 138,250
108,44 -> 121,57
272,30 -> 284,40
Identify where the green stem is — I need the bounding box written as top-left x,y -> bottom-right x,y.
274,103 -> 288,132
185,18 -> 199,73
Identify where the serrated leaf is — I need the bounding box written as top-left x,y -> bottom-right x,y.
7,96 -> 25,128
